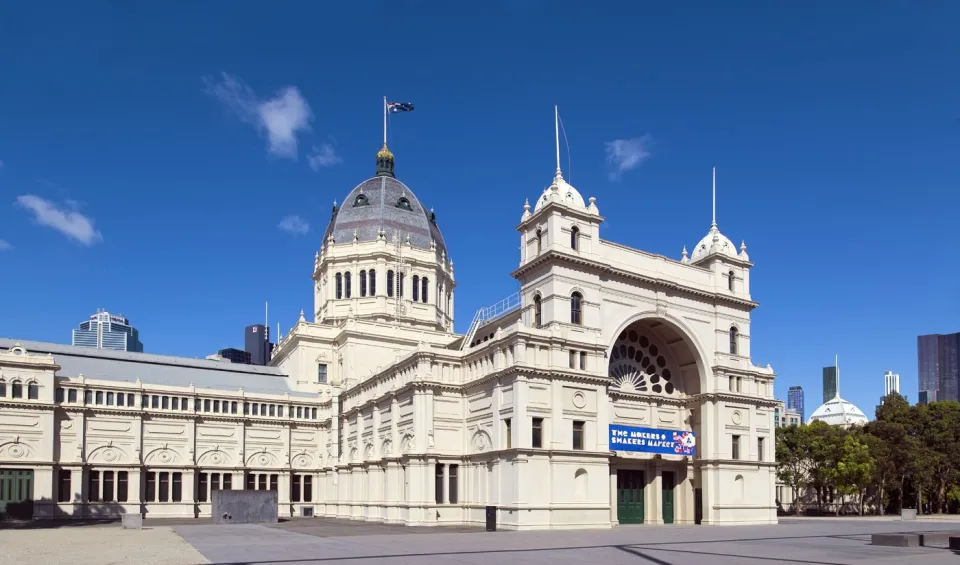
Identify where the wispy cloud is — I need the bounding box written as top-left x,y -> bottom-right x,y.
605,136 -> 653,181
204,72 -> 313,159
278,215 -> 310,236
16,194 -> 103,246
0,240 -> 11,250
308,144 -> 342,170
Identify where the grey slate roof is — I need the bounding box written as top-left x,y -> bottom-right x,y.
323,175 -> 446,256
0,338 -> 314,398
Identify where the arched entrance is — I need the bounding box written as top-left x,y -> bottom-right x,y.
607,315 -> 705,525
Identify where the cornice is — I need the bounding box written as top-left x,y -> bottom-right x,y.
511,250 -> 758,311
691,392 -> 779,408
517,201 -> 604,228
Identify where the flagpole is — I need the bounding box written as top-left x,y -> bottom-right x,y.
712,167 -> 717,227
554,105 -> 561,174
383,96 -> 387,145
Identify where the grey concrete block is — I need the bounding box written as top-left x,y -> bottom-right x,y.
121,514 -> 143,529
871,533 -> 919,547
949,536 -> 960,551
212,490 -> 278,524
918,531 -> 960,547
900,508 -> 917,521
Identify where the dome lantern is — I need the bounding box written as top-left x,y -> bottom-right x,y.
376,143 -> 395,178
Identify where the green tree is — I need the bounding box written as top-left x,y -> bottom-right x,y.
775,424 -> 812,514
833,430 -> 875,515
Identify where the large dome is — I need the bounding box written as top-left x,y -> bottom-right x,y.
807,395 -> 869,428
322,149 -> 445,256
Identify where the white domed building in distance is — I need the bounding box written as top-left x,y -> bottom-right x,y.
807,395 -> 869,428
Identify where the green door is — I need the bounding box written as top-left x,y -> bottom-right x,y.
661,471 -> 675,524
0,470 -> 34,519
616,469 -> 645,524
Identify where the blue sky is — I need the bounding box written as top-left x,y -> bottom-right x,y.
1,2 -> 958,417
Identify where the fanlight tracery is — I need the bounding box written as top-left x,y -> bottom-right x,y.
609,328 -> 678,396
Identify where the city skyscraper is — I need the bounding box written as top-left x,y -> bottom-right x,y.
822,365 -> 838,404
71,310 -> 143,352
917,332 -> 960,403
787,386 -> 805,421
883,371 -> 900,397
245,324 -> 272,366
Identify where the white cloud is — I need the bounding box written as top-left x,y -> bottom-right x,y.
605,136 -> 653,181
278,215 -> 310,236
308,144 -> 342,170
16,194 -> 103,246
204,72 -> 313,159
0,240 -> 11,250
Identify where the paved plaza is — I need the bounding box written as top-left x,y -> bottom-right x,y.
3,517 -> 960,564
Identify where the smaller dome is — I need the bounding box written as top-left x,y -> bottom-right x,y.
807,395 -> 869,428
534,171 -> 585,211
690,225 -> 738,263
377,144 -> 394,160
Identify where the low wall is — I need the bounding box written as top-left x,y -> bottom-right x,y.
211,490 -> 279,524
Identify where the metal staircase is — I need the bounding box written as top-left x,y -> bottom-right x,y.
460,292 -> 521,350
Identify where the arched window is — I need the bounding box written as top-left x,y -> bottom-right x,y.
360,270 -> 367,297
387,270 -> 395,297
570,292 -> 583,325
369,269 -> 376,296
335,273 -> 343,299
11,381 -> 23,399
729,326 -> 739,355
533,294 -> 542,328
412,275 -> 420,302
0,380 -> 5,397
571,226 -> 579,250
421,277 -> 429,303
728,271 -> 735,291
446,291 -> 451,312
399,273 -> 405,297
27,382 -> 39,400
344,272 -> 352,298
536,229 -> 543,254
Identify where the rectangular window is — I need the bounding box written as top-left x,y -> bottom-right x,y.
580,352 -> 587,371
728,376 -> 734,391
204,399 -> 211,412
223,474 -> 232,490
171,397 -> 178,410
95,391 -> 104,405
252,403 -> 259,416
736,377 -> 742,393
269,474 -> 278,491
162,396 -> 169,409
244,402 -> 250,415
117,471 -> 128,502
569,350 -> 576,369
180,397 -> 187,410
172,472 -> 182,502
151,395 -> 159,409
297,407 -> 303,418
198,473 -> 208,502
291,475 -> 301,503
85,390 -> 93,404
505,418 -> 512,449
158,472 -> 170,502
269,405 -> 276,417
58,470 -> 72,502
758,437 -> 765,462
278,405 -> 283,418
103,471 -> 114,502
303,476 -> 312,502
128,393 -> 135,407
212,473 -> 220,494
117,393 -> 125,407
213,400 -> 220,413
258,474 -> 267,491
449,464 -> 459,504
311,408 -> 317,419
56,388 -> 65,403
68,389 -> 77,403
246,473 -> 255,490
231,401 -> 238,414
732,435 -> 741,460
88,470 -> 100,502
318,364 -> 328,384
145,472 -> 156,502
573,420 -> 585,450
532,417 -> 543,448
435,464 -> 444,504
195,398 -> 202,411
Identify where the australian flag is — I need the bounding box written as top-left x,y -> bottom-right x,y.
387,101 -> 415,113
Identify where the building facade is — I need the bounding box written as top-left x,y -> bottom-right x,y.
917,333 -> 960,403
821,366 -> 837,404
0,132 -> 777,528
71,310 -> 143,353
773,399 -> 802,428
786,386 -> 804,421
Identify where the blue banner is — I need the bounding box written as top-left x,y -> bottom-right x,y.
609,424 -> 696,456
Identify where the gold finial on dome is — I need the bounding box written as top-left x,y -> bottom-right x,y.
377,143 -> 394,160
376,142 -> 395,177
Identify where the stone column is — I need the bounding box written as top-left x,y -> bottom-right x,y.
181,470 -> 195,518
648,459 -> 663,525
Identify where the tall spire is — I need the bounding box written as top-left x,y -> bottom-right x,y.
712,166 -> 717,228
835,353 -> 840,398
555,105 -> 562,178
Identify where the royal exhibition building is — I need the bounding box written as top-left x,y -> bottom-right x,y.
0,130 -> 778,530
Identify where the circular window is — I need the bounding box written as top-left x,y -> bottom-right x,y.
639,336 -> 649,348
652,384 -> 663,394
662,368 -> 672,381
657,356 -> 666,368
641,356 -> 650,367
619,331 -> 628,341
628,330 -> 638,342
648,344 -> 659,356
650,374 -> 660,384
664,383 -> 675,394
627,346 -> 635,359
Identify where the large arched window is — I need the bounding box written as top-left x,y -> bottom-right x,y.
571,226 -> 580,250
421,277 -> 429,303
412,275 -> 420,302
536,229 -> 543,254
729,326 -> 739,355
728,271 -> 735,292
369,269 -> 376,296
360,270 -> 367,297
570,292 -> 583,325
533,294 -> 542,328
335,273 -> 343,299
11,381 -> 22,399
387,270 -> 395,297
344,272 -> 352,298
27,382 -> 39,400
